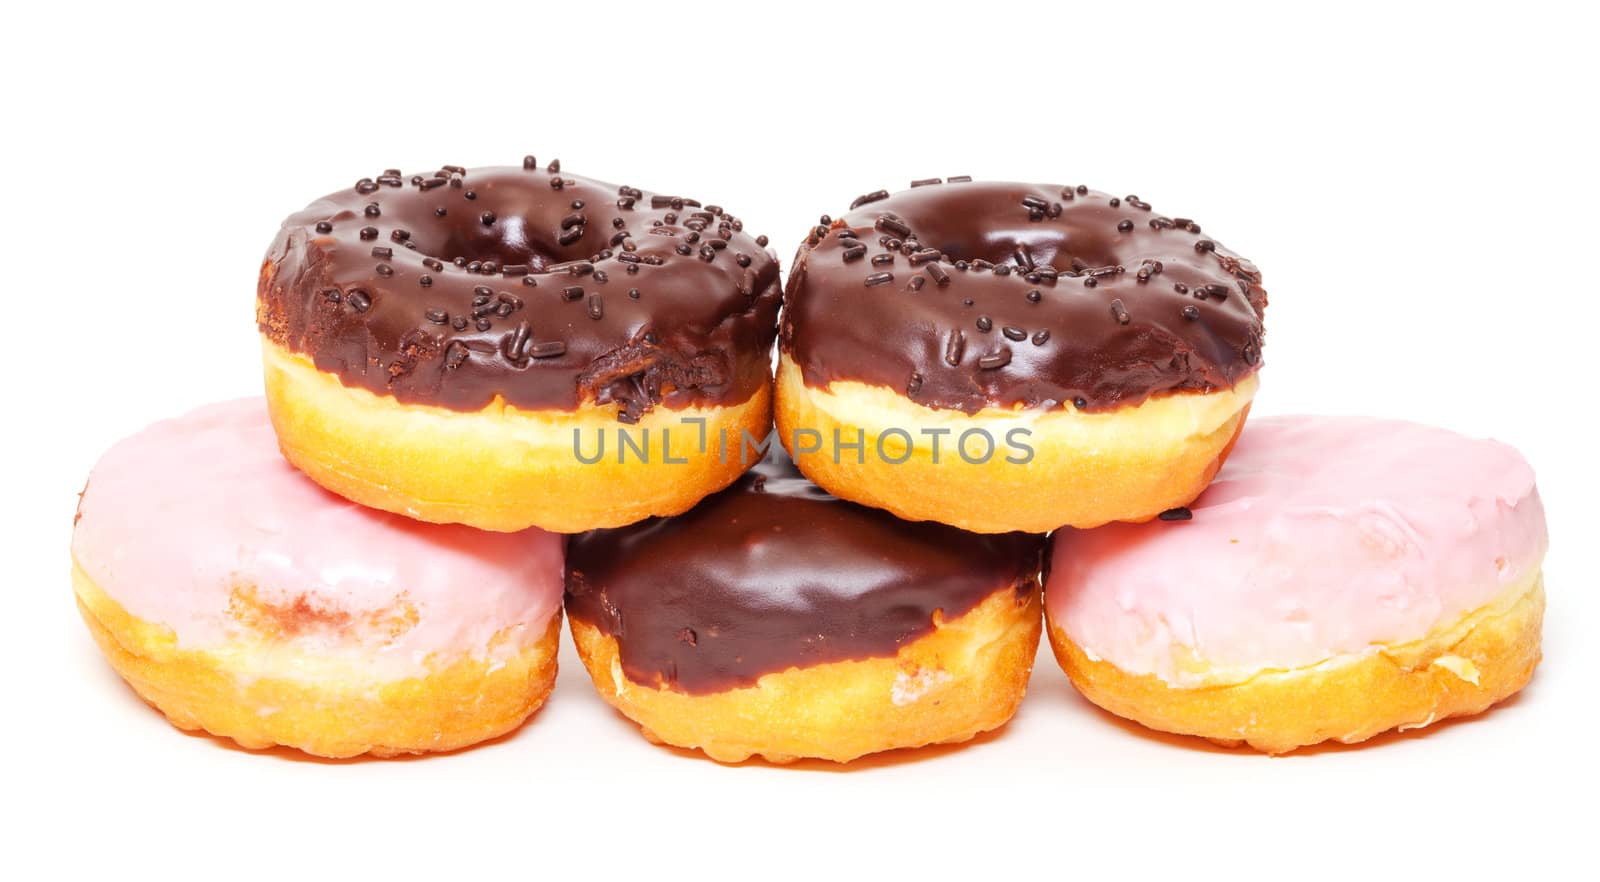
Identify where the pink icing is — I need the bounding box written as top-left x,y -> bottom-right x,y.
1046,415 -> 1547,684
71,398 -> 564,675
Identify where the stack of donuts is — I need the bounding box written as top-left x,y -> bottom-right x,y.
71,160 -> 1547,761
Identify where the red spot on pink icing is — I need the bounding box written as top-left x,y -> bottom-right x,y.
71,398 -> 564,674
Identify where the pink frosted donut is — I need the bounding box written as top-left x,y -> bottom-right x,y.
71,398 -> 564,758
1045,415 -> 1547,753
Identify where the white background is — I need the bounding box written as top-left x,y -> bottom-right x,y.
5,2 -> 1595,878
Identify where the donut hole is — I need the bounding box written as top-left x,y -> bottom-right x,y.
873,185 -> 1123,271
433,217 -> 564,270
922,226 -> 1120,273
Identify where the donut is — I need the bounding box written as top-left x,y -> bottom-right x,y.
564,450 -> 1045,764
777,179 -> 1266,533
1045,415 -> 1547,754
257,159 -> 782,533
70,399 -> 565,758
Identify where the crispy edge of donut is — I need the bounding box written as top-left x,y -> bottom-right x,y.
262,339 -> 771,533
567,580 -> 1043,765
773,355 -> 1256,533
1047,570 -> 1545,755
72,560 -> 561,758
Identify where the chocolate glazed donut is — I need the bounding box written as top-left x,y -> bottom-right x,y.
776,179 -> 1267,534
565,450 -> 1045,763
259,160 -> 781,422
256,160 -> 782,534
567,454 -> 1042,692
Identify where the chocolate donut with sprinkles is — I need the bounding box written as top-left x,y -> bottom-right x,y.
777,179 -> 1267,533
258,159 -> 782,533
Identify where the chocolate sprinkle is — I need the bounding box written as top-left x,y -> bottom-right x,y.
977,349 -> 1012,370
875,215 -> 912,238
944,329 -> 966,366
850,190 -> 890,210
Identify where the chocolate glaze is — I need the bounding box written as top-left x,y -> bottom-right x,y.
565,449 -> 1044,694
258,163 -> 782,422
782,181 -> 1267,413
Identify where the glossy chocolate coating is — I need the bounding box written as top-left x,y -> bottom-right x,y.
782,181 -> 1267,413
258,163 -> 782,421
565,450 -> 1044,694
